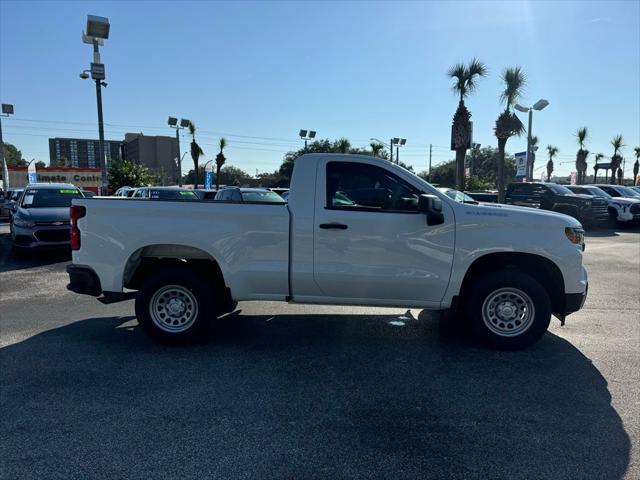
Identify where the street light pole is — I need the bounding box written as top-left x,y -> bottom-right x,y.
82,15 -> 110,195
94,60 -> 107,194
515,99 -> 549,181
526,108 -> 533,180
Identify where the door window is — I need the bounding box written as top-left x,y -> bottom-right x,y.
326,162 -> 421,212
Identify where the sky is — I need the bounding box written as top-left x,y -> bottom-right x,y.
1,0 -> 639,179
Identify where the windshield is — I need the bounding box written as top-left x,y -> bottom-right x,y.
585,187 -> 611,199
442,188 -> 476,203
549,184 -> 574,195
150,189 -> 198,200
21,188 -> 83,208
617,186 -> 640,197
241,190 -> 286,203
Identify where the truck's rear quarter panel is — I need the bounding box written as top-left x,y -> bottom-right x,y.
72,198 -> 290,300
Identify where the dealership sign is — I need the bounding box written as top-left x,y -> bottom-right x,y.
8,166 -> 102,191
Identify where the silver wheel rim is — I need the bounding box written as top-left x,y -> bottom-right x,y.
481,287 -> 535,337
149,285 -> 198,333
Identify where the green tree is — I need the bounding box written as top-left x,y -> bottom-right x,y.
575,127 -> 589,185
546,145 -> 558,182
448,58 -> 487,191
35,161 -> 47,168
3,143 -> 26,166
610,135 -> 624,184
593,153 -> 604,182
277,138 -> 397,184
108,159 -> 158,190
494,66 -> 526,202
215,137 -> 227,190
370,142 -> 385,158
188,121 -> 204,189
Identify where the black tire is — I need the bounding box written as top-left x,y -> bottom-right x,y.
467,271 -> 551,350
135,266 -> 219,344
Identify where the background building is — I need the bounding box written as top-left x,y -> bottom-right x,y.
122,133 -> 179,184
49,138 -> 122,168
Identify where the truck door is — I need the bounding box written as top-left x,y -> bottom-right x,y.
312,160 -> 455,306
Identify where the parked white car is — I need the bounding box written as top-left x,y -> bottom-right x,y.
567,185 -> 640,223
66,154 -> 588,350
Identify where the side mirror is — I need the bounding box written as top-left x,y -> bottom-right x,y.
418,194 -> 445,226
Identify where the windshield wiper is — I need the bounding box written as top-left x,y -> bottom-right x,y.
463,200 -> 479,204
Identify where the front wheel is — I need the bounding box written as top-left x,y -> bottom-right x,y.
135,267 -> 218,344
467,271 -> 551,350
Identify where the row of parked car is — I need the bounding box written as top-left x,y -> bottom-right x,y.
461,182 -> 640,226
111,186 -> 289,203
3,178 -> 639,255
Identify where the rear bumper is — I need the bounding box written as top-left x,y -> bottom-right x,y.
66,264 -> 102,296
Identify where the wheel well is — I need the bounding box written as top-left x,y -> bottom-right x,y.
459,252 -> 565,314
123,245 -> 225,292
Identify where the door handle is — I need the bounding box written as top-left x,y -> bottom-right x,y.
319,223 -> 348,230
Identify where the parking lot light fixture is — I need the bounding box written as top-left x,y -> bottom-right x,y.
299,129 -> 317,150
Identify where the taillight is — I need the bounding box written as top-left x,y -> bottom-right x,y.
70,205 -> 86,251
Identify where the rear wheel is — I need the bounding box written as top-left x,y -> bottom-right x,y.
135,266 -> 219,344
467,271 -> 551,350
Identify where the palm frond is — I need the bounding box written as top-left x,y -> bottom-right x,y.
611,134 -> 624,152
530,136 -> 539,148
219,137 -> 227,152
634,146 -> 640,159
499,66 -> 526,108
188,121 -> 196,137
575,127 -> 588,148
465,58 -> 487,95
448,63 -> 467,98
547,145 -> 559,159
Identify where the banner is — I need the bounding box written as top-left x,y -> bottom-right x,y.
515,152 -> 527,179
570,172 -> 577,185
204,162 -> 214,190
27,161 -> 37,184
2,160 -> 9,189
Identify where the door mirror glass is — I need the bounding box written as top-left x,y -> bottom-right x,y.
418,194 -> 444,226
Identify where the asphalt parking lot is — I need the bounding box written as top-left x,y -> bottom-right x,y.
1,219 -> 638,479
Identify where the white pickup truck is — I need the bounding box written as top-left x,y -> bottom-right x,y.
67,154 -> 588,349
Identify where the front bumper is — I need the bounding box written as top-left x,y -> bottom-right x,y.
11,223 -> 71,249
66,264 -> 102,296
564,283 -> 588,315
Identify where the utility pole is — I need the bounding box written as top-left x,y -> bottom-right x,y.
93,43 -> 107,195
389,138 -> 393,164
428,144 -> 432,181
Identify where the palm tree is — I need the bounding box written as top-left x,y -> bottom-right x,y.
593,153 -> 604,183
449,58 -> 487,190
546,145 -> 558,181
610,135 -> 624,184
575,127 -> 589,185
215,137 -> 227,190
633,147 -> 640,186
494,66 -> 526,202
336,138 -> 351,154
529,135 -> 539,179
370,142 -> 384,158
188,121 -> 204,189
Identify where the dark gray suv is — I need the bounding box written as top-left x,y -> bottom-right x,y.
10,183 -> 83,252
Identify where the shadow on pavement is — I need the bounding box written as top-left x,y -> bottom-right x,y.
0,311 -> 630,479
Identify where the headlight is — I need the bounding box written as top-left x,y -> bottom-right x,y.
13,216 -> 35,228
565,227 -> 585,248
